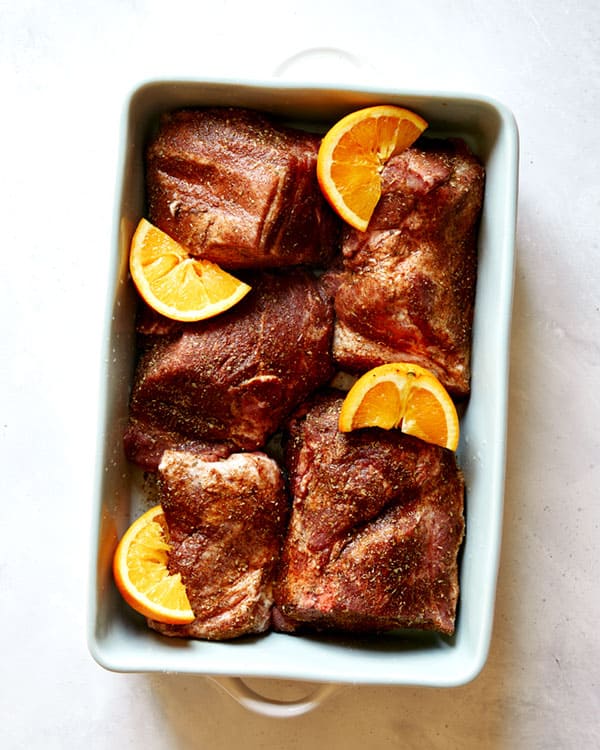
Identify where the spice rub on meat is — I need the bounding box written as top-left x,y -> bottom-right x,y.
273,391 -> 465,636
146,107 -> 340,269
149,450 -> 288,640
323,138 -> 484,396
125,269 -> 334,465
120,110 -> 481,642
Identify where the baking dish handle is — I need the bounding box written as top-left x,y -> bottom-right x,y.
209,676 -> 339,718
273,46 -> 375,84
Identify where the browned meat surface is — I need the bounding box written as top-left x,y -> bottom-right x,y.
146,107 -> 340,269
149,450 -> 288,640
323,138 -> 484,396
273,391 -> 465,635
126,269 -> 334,456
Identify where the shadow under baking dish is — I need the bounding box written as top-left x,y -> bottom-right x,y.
88,78 -> 518,688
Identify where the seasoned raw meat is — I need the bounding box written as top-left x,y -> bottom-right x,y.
323,138 -> 484,396
149,450 -> 288,640
146,107 -> 340,269
126,269 -> 335,456
273,391 -> 465,636
123,416 -> 233,472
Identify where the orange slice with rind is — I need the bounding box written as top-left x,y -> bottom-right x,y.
317,105 -> 428,231
129,218 -> 251,322
112,505 -> 195,624
338,362 -> 460,451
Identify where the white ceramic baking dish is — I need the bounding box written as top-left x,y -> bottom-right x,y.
88,78 -> 518,717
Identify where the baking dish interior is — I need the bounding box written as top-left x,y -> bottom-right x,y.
88,79 -> 518,687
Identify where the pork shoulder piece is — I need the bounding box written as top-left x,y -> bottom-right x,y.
146,107 -> 340,269
273,391 -> 465,636
126,269 -> 335,457
123,416 -> 234,472
324,138 -> 484,396
148,450 -> 288,640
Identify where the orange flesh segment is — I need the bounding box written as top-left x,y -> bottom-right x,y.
351,380 -> 402,430
338,363 -> 459,451
129,218 -> 251,322
317,106 -> 428,231
113,506 -> 195,624
402,385 -> 450,447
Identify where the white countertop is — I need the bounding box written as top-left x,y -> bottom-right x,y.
2,1 -> 599,747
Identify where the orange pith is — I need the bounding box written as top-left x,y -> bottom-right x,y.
129,218 -> 251,322
112,505 -> 195,624
317,105 -> 428,231
338,363 -> 459,451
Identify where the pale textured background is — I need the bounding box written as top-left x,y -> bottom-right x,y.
2,1 -> 599,747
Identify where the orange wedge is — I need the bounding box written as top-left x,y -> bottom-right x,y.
338,363 -> 459,451
113,505 -> 195,624
317,105 -> 428,231
129,218 -> 251,322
